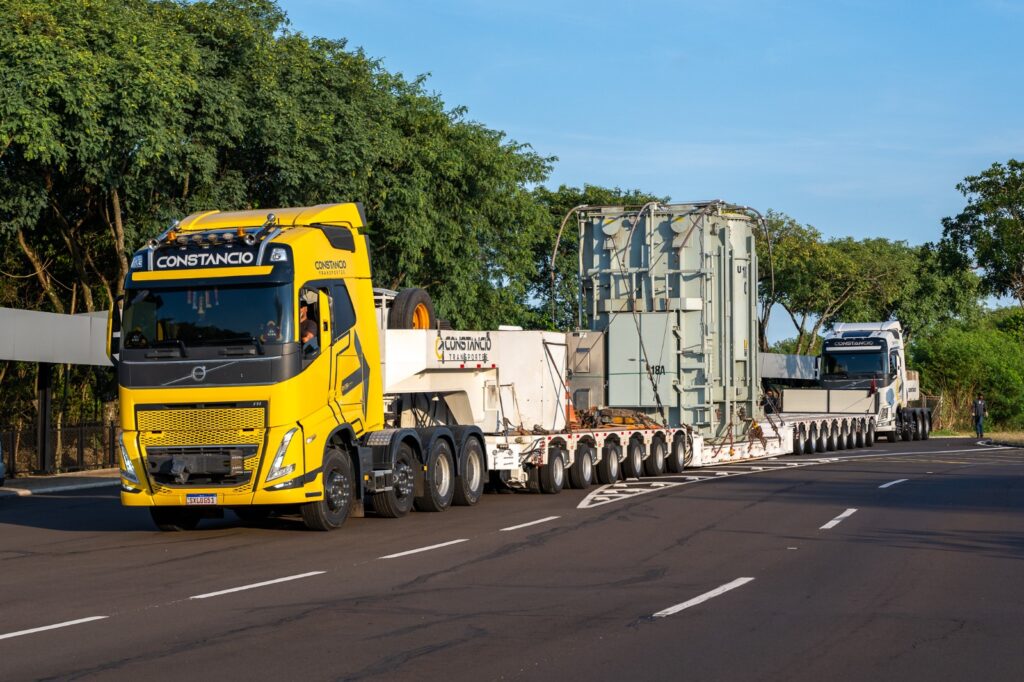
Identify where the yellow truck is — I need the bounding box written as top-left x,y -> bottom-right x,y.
110,203 -> 490,530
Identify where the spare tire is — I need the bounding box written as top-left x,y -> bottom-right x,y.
388,288 -> 436,330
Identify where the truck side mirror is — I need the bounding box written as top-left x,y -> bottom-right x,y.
106,294 -> 124,367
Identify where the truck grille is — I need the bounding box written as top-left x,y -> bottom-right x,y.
136,403 -> 267,492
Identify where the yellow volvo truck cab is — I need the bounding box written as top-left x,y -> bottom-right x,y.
111,203 -> 483,531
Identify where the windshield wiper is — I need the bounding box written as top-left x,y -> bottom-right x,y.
147,339 -> 189,358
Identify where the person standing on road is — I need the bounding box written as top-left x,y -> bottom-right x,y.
972,393 -> 988,438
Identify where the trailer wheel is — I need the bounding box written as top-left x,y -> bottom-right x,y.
415,438 -> 455,512
568,444 -> 595,489
371,442 -> 417,517
644,438 -> 667,476
922,411 -> 931,440
666,435 -> 687,473
815,425 -> 827,453
807,425 -> 819,454
597,443 -> 621,483
388,287 -> 436,330
855,421 -> 865,448
793,426 -> 805,456
301,448 -> 353,531
845,422 -> 856,449
836,423 -> 848,450
150,507 -> 201,532
623,439 -> 645,479
911,410 -> 923,441
453,437 -> 485,506
825,424 -> 837,451
539,449 -> 565,494
866,420 -> 876,446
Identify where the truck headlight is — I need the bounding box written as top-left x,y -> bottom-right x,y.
266,428 -> 298,482
119,433 -> 139,484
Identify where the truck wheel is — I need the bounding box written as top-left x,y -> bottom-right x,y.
388,288 -> 436,330
793,426 -> 805,456
911,410 -> 923,441
597,443 -> 621,483
623,439 -> 645,479
453,437 -> 485,506
900,414 -> 912,441
826,424 -> 837,451
539,450 -> 565,494
150,507 -> 201,532
806,425 -> 818,454
568,444 -> 595,489
922,411 -> 931,440
301,448 -> 354,531
644,438 -> 667,476
845,423 -> 855,449
866,421 -> 876,446
666,435 -> 686,473
855,421 -> 865,448
836,423 -> 847,450
371,442 -> 417,518
415,439 -> 455,512
815,425 -> 827,453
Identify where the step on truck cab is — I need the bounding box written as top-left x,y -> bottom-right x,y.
110,203 -> 486,531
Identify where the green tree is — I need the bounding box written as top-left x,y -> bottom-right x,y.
941,159 -> 1024,307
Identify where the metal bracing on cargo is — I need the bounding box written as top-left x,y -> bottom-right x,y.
569,202 -> 760,441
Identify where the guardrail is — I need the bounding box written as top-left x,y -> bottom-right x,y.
1,422 -> 117,477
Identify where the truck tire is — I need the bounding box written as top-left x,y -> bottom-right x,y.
826,424 -> 837,451
453,437 -> 485,506
644,438 -> 667,476
371,442 -> 417,518
922,411 -> 931,440
845,422 -> 855,449
150,507 -> 201,532
388,287 -> 436,330
836,423 -> 847,450
911,410 -> 922,441
666,435 -> 687,473
900,414 -> 912,441
597,443 -> 621,483
301,448 -> 354,531
623,439 -> 645,479
815,425 -> 827,453
854,421 -> 865,448
793,426 -> 805,456
415,438 -> 455,512
866,420 -> 876,446
568,444 -> 594,489
539,450 -> 565,494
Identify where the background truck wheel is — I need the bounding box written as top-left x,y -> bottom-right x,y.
826,425 -> 837,451
623,439 -> 645,479
900,414 -> 912,441
922,411 -> 931,440
644,438 -> 667,476
792,426 -> 805,456
150,507 -> 201,531
845,423 -> 855,449
866,421 -> 876,446
911,410 -> 923,440
597,443 -> 621,483
301,448 -> 354,531
836,423 -> 847,450
453,437 -> 485,506
539,450 -> 565,494
854,422 -> 865,448
371,442 -> 417,518
568,444 -> 594,489
666,436 -> 686,473
388,287 -> 436,330
815,426 -> 826,452
415,438 -> 456,512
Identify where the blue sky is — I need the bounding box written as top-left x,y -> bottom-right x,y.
281,0 -> 1023,245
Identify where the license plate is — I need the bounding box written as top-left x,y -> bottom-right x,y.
185,494 -> 218,506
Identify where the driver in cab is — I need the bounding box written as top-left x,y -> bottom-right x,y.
299,290 -> 319,354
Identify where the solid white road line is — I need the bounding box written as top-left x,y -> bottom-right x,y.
190,571 -> 325,600
0,616 -> 108,641
879,478 -> 908,489
500,516 -> 560,532
379,539 -> 469,560
653,577 -> 755,618
820,508 -> 858,530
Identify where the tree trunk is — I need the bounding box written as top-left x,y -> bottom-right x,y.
110,188 -> 130,295
16,229 -> 65,313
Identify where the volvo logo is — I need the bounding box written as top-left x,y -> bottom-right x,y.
191,366 -> 208,382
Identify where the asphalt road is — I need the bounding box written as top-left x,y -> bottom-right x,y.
2,438 -> 1023,681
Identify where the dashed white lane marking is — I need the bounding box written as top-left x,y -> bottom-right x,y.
190,571 -> 325,600
820,508 -> 858,530
501,516 -> 560,532
379,539 -> 469,559
0,616 -> 108,641
879,478 -> 908,489
653,577 -> 755,618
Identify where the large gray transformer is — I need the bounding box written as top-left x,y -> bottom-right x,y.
568,202 -> 760,441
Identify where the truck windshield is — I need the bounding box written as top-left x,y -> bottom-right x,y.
121,284 -> 293,349
822,351 -> 886,377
